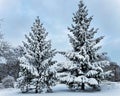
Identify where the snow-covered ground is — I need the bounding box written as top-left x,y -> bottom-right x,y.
0,82 -> 120,96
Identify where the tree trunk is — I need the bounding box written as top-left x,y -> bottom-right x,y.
35,81 -> 38,93
81,83 -> 85,90
46,86 -> 52,93
35,87 -> 38,93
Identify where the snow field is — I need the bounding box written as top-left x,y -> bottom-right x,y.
0,82 -> 120,96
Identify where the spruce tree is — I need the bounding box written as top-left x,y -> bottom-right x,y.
18,17 -> 57,93
58,0 -> 110,91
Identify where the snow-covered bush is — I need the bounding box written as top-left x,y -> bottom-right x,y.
0,83 -> 4,89
2,75 -> 15,88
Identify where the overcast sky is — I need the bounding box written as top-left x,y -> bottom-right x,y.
0,0 -> 120,64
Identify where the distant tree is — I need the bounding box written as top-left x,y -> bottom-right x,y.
0,20 -> 22,82
0,20 -> 10,59
58,0 -> 110,91
104,62 -> 120,82
0,35 -> 10,60
18,17 -> 57,93
0,23 -> 11,82
0,46 -> 24,82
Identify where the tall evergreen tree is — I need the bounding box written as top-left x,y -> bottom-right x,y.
18,17 -> 57,93
58,0 -> 110,91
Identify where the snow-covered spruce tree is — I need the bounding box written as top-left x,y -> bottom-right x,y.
58,0 -> 110,91
18,17 -> 57,93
